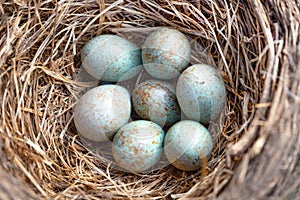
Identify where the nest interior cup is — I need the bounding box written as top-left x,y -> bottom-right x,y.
0,1 -> 299,200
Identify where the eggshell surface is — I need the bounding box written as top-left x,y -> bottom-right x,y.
132,80 -> 181,127
112,120 -> 165,173
74,85 -> 131,142
142,28 -> 191,80
176,64 -> 226,124
164,120 -> 213,171
81,34 -> 142,82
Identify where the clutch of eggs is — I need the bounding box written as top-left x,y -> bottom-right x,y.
74,28 -> 226,172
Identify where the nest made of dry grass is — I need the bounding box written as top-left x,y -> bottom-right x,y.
0,0 -> 299,199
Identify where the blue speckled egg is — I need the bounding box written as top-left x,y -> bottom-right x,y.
132,80 -> 181,127
164,120 -> 213,171
142,28 -> 191,80
74,85 -> 131,142
81,34 -> 142,82
176,64 -> 226,125
112,120 -> 165,173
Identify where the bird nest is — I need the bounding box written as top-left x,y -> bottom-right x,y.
0,0 -> 299,199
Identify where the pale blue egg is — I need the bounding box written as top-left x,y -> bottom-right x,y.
142,28 -> 191,80
164,120 -> 213,171
176,64 -> 226,125
74,85 -> 131,142
112,120 -> 165,173
81,34 -> 142,82
132,80 -> 181,127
